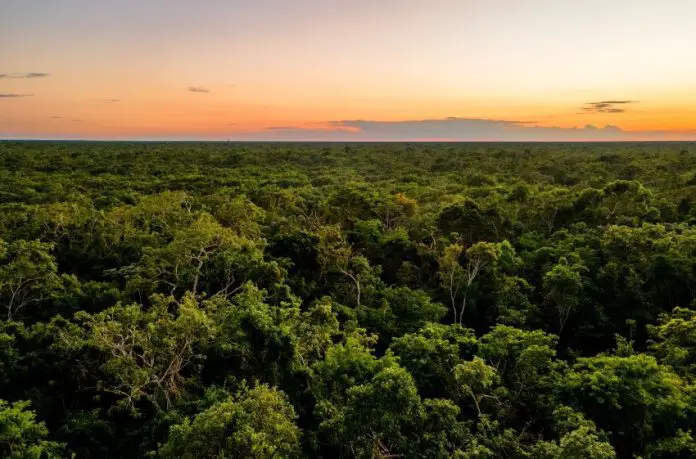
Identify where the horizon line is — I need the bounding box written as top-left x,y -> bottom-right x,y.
2,139 -> 696,144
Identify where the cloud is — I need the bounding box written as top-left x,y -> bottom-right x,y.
0,72 -> 49,79
266,125 -> 304,131
188,86 -> 210,93
228,117 -> 694,141
43,116 -> 85,122
88,98 -> 121,103
0,93 -> 33,98
582,100 -> 638,114
595,100 -> 635,104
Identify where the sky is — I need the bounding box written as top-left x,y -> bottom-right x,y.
1,0 -> 696,141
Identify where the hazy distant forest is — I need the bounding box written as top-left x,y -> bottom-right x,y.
4,141 -> 696,458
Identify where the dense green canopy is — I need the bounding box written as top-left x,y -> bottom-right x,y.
1,141 -> 696,458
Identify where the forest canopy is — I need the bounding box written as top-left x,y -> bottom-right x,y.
1,140 -> 696,458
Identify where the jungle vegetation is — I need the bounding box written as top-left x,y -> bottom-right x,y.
1,140 -> 696,458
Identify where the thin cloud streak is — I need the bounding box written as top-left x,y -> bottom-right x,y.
595,100 -> 636,104
0,93 -> 34,98
23,72 -> 50,78
582,100 -> 639,114
188,86 -> 210,93
0,72 -> 50,79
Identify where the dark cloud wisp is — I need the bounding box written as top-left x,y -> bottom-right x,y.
23,72 -> 50,78
188,86 -> 210,93
0,72 -> 49,79
0,93 -> 34,98
595,100 -> 636,104
582,100 -> 638,114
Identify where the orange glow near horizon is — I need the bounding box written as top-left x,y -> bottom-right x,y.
2,0 -> 695,140
3,96 -> 694,140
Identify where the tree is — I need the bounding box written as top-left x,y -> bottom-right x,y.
542,257 -> 587,334
326,365 -> 424,458
208,283 -> 301,384
437,199 -> 500,243
358,286 -> 447,340
556,354 -> 693,457
478,325 -> 563,419
341,255 -> 381,310
644,429 -> 696,459
289,296 -> 341,371
438,241 -> 502,325
389,323 -> 477,398
205,193 -> 265,239
529,406 -> 616,459
493,275 -> 536,326
120,213 -> 280,300
316,225 -> 381,309
581,180 -> 659,225
0,399 -> 65,459
454,357 -> 502,418
416,398 -> 472,458
528,187 -> 575,235
0,239 -> 61,320
56,293 -> 216,412
439,243 -> 467,325
648,307 -> 696,376
310,331 -> 383,417
157,384 -> 300,459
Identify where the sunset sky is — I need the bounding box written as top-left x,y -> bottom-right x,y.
2,0 -> 696,140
